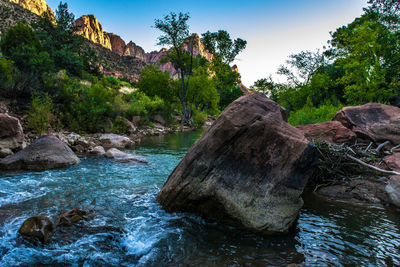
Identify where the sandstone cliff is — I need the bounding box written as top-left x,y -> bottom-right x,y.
8,0 -> 54,19
74,15 -> 112,50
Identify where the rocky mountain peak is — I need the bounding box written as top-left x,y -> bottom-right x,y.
9,0 -> 54,20
74,15 -> 112,50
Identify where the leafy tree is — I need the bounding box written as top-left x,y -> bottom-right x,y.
277,50 -> 328,86
137,64 -> 175,102
154,12 -> 192,123
328,13 -> 398,104
201,30 -> 247,64
187,66 -> 219,114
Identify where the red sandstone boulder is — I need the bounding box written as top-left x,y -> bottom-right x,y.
333,103 -> 400,144
384,154 -> 400,172
157,93 -> 318,235
296,121 -> 356,144
0,113 -> 25,154
0,135 -> 80,171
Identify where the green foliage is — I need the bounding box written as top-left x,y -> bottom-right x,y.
201,30 -> 247,64
27,93 -> 54,135
288,103 -> 343,126
126,91 -> 165,117
137,65 -> 174,102
329,13 -> 398,104
192,110 -> 207,128
187,66 -> 219,114
0,58 -> 14,90
0,22 -> 52,73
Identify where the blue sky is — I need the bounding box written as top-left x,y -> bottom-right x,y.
46,0 -> 366,85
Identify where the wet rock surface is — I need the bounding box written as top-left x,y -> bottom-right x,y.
104,148 -> 128,158
18,216 -> 55,244
157,93 -> 318,235
0,135 -> 80,171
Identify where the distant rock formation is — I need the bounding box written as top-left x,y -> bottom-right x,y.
74,15 -> 112,50
124,41 -> 146,61
9,0 -> 54,19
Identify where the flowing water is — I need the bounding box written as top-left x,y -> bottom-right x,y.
0,131 -> 399,266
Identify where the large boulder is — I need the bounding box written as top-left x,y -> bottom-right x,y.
157,93 -> 318,235
0,113 -> 25,154
333,103 -> 400,144
98,134 -> 133,149
386,176 -> 400,207
18,216 -> 55,244
296,121 -> 356,144
0,135 -> 80,171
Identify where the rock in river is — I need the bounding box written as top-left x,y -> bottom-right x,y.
157,93 -> 318,235
0,135 -> 80,171
18,216 -> 55,244
104,148 -> 128,158
99,134 -> 133,149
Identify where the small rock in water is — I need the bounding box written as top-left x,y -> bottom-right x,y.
105,148 -> 128,158
58,208 -> 89,227
90,146 -> 106,156
18,216 -> 55,244
114,157 -> 149,164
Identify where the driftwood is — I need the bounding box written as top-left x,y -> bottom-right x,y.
310,140 -> 399,188
347,155 -> 400,176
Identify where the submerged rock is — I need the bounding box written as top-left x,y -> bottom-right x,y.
58,208 -> 89,227
0,135 -> 80,171
114,157 -> 149,164
0,113 -> 25,155
99,134 -> 133,149
18,216 -> 55,244
104,148 -> 127,158
296,121 -> 356,144
157,93 -> 318,235
333,103 -> 400,144
386,176 -> 400,207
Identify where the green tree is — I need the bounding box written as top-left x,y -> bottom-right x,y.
201,30 -> 247,64
154,12 -> 193,123
137,64 -> 175,102
328,13 -> 397,104
277,50 -> 328,86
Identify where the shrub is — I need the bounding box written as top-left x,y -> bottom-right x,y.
126,91 -> 165,118
288,103 -> 343,126
27,93 -> 54,135
0,58 -> 14,93
192,110 -> 207,128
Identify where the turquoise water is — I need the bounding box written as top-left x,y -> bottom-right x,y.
0,131 -> 399,266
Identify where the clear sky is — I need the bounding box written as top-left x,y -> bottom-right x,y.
46,0 -> 367,86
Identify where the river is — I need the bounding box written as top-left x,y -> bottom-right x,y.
0,131 -> 399,266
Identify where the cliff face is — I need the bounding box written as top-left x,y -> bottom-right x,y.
124,41 -> 146,61
74,15 -> 112,50
145,34 -> 213,78
8,0 -> 54,19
